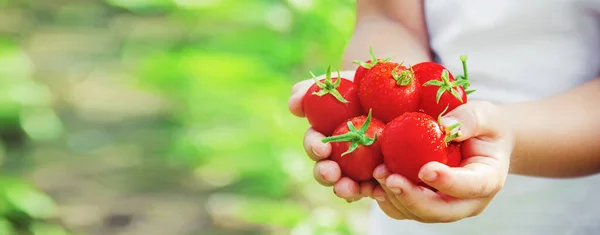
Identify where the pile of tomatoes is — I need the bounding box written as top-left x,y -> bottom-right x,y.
302,47 -> 475,185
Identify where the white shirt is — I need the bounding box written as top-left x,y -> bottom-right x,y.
371,0 -> 600,234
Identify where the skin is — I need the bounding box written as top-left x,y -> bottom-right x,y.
288,0 -> 600,223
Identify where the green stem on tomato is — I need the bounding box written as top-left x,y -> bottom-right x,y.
437,105 -> 462,143
392,65 -> 414,86
423,69 -> 464,103
321,109 -> 378,156
456,55 -> 476,95
352,46 -> 393,69
311,65 -> 349,103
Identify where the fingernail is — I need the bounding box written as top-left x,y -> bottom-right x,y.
319,163 -> 329,174
318,164 -> 328,181
312,147 -> 322,158
345,181 -> 353,194
440,117 -> 461,134
389,187 -> 402,195
375,196 -> 385,202
373,167 -> 385,181
440,116 -> 459,126
419,171 -> 438,182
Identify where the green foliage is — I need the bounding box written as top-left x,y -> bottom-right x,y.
121,0 -> 363,233
0,38 -> 61,142
0,0 -> 368,234
0,218 -> 16,235
2,176 -> 57,220
120,0 -> 366,233
29,222 -> 70,235
106,0 -> 176,13
0,22 -> 73,235
0,175 -> 75,235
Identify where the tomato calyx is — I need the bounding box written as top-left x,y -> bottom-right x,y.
392,65 -> 414,86
321,109 -> 378,156
437,106 -> 462,143
352,46 -> 393,69
422,69 -> 466,104
310,65 -> 349,103
454,55 -> 476,95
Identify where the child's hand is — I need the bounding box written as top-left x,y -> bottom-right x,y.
288,71 -> 378,202
371,101 -> 514,223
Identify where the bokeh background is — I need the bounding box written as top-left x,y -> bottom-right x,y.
0,0 -> 371,234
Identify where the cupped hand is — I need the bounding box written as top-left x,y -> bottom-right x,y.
288,70 -> 381,202
371,101 -> 515,223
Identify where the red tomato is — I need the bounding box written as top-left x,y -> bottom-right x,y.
303,66 -> 363,136
353,60 -> 371,89
447,143 -> 463,167
381,112 -> 460,183
413,56 -> 475,118
358,62 -> 421,123
413,62 -> 466,118
322,110 -> 385,182
352,47 -> 393,89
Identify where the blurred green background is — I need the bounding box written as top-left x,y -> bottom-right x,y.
0,0 -> 371,234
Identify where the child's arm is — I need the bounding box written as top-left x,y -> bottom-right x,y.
340,0 -> 431,70
501,77 -> 600,177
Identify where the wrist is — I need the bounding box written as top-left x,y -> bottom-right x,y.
495,102 -> 524,173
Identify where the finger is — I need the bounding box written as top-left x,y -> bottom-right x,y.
303,128 -> 331,161
288,81 -> 313,117
418,159 -> 504,199
360,180 -> 376,198
418,182 -> 438,193
373,164 -> 391,184
291,79 -> 314,95
333,177 -> 361,200
374,165 -> 405,202
440,101 -> 503,141
313,160 -> 342,186
460,133 -> 513,163
288,92 -> 306,117
373,165 -> 419,220
385,174 -> 482,223
372,185 -> 386,202
374,192 -> 407,220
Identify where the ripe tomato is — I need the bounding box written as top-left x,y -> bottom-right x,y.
447,143 -> 463,167
322,110 -> 385,182
303,66 -> 363,136
413,56 -> 474,118
381,112 -> 461,183
358,62 -> 421,123
352,46 -> 392,89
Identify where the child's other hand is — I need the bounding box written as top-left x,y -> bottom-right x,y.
372,101 -> 514,223
288,71 -> 378,202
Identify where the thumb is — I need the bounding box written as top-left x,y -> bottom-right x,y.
439,101 -> 503,142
